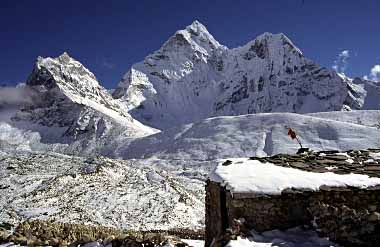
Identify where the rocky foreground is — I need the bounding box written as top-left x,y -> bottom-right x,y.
0,220 -> 203,247
0,152 -> 206,231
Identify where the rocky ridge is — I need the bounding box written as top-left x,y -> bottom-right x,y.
7,53 -> 156,155
113,21 -> 375,129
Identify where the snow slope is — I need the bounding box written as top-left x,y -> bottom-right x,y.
0,152 -> 204,231
118,111 -> 380,160
308,110 -> 380,127
113,21 -> 373,129
226,227 -> 340,247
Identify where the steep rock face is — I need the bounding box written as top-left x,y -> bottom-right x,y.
215,33 -> 350,115
346,76 -> 380,110
10,53 -> 156,155
25,52 -> 132,123
113,21 -> 226,128
113,21 -> 365,129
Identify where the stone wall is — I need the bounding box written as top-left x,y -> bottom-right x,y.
206,150 -> 380,247
205,181 -> 224,247
206,182 -> 380,247
308,186 -> 380,246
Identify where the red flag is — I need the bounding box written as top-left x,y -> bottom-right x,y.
288,128 -> 297,140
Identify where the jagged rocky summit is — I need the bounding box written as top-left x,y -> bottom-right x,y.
9,52 -> 156,155
113,20 -> 378,129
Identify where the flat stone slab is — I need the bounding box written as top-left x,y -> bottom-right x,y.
249,149 -> 380,177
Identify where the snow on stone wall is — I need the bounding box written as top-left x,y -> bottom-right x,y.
206,150 -> 380,247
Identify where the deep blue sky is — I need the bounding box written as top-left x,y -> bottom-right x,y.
1,0 -> 380,88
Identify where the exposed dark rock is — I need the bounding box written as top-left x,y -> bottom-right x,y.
6,220 -> 203,247
248,149 -> 380,176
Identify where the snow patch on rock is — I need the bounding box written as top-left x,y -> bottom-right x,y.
209,158 -> 380,194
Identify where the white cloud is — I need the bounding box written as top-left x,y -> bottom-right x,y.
332,50 -> 350,74
341,50 -> 349,57
364,64 -> 380,82
0,84 -> 36,106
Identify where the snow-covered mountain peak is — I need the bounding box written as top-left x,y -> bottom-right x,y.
237,32 -> 303,65
10,53 -> 157,151
29,52 -> 99,90
159,20 -> 224,58
255,32 -> 302,55
255,32 -> 293,44
27,53 -> 121,114
112,23 -> 376,129
187,20 -> 204,30
112,21 -> 229,116
183,20 -> 223,49
185,20 -> 209,36
254,32 -> 285,42
54,51 -> 77,64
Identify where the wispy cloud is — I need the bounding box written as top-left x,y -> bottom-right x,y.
363,64 -> 380,82
332,50 -> 350,74
95,56 -> 115,70
0,83 -> 36,106
102,60 -> 115,69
